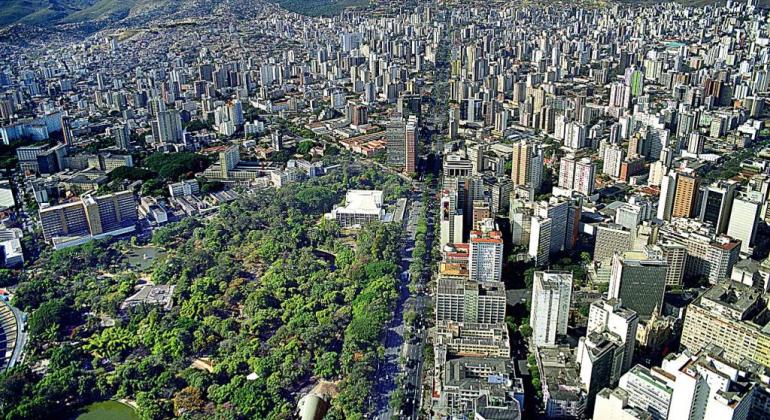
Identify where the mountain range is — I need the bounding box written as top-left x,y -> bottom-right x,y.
0,0 -> 370,27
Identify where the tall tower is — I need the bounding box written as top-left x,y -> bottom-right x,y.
530,271 -> 573,347
61,115 -> 75,146
511,140 -> 531,186
671,172 -> 699,218
404,115 -> 418,175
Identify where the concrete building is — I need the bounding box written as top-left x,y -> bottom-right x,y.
386,117 -> 406,166
699,181 -> 738,234
38,190 -> 138,249
659,219 -> 741,284
440,188 -> 464,248
510,139 -> 543,192
435,277 -> 506,324
559,155 -> 596,196
608,251 -> 668,320
434,321 -> 510,364
672,171 -> 699,218
727,193 -> 762,255
436,357 -> 523,418
530,271 -> 573,347
168,179 -> 200,198
593,388 -> 653,420
654,243 -> 687,287
680,281 -> 770,369
404,115 -> 418,174
578,331 -> 627,412
529,215 -> 552,267
594,224 -> 634,267
596,345 -> 765,420
469,230 -> 504,283
328,190 -> 385,228
536,346 -> 587,419
587,298 -> 639,374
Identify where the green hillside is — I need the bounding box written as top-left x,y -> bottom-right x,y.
0,0 -> 139,27
275,0 -> 369,16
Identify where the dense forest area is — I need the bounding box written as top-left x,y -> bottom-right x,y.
0,165 -> 407,419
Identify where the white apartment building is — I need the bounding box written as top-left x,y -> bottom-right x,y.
530,271 -> 573,347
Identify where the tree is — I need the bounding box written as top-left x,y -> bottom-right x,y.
200,180 -> 224,194
314,351 -> 339,379
297,140 -> 315,155
519,324 -> 532,337
173,386 -> 206,416
27,299 -> 71,340
0,269 -> 16,287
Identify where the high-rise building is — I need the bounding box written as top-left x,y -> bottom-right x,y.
616,203 -> 646,233
529,215 -> 552,267
594,224 -> 634,267
657,171 -> 678,221
587,298 -> 639,374
112,123 -> 131,151
597,345 -> 769,420
593,388 -> 653,420
350,104 -> 368,126
511,139 -> 543,192
608,251 -> 668,320
559,156 -> 596,196
468,230 -> 503,283
653,243 -> 687,287
435,277 -> 506,324
727,192 -> 762,255
386,117 -> 406,166
155,109 -> 183,143
659,219 -> 741,284
530,271 -> 573,347
471,200 -> 491,229
168,180 -> 200,198
699,181 -> 738,234
681,280 -> 770,369
440,189 -> 464,248
61,115 -> 75,146
577,331 -> 627,412
671,172 -> 699,218
405,115 -> 418,175
603,144 -> 625,178
39,190 -> 138,248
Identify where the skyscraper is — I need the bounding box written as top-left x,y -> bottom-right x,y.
559,156 -> 595,196
511,139 -> 532,186
112,123 -> 131,151
530,271 -> 573,347
156,109 -> 183,143
439,189 -> 464,248
727,192 -> 762,255
468,230 -> 504,283
405,115 -> 418,175
386,117 -> 406,166
671,172 -> 699,218
61,115 -> 75,146
657,171 -> 678,221
698,180 -> 737,234
511,139 -> 543,192
608,251 -> 668,320
587,298 -> 639,374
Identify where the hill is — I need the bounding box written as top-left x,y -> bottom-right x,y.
277,0 -> 369,16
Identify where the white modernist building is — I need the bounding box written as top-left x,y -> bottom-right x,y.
328,190 -> 385,228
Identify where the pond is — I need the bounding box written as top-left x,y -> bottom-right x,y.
124,245 -> 167,272
75,401 -> 138,420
